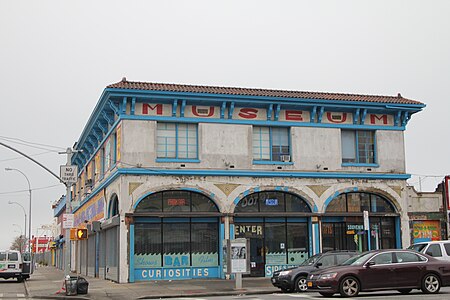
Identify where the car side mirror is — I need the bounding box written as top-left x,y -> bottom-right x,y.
365,261 -> 375,267
315,262 -> 322,268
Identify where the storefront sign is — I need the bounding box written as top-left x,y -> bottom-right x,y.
167,198 -> 186,206
230,239 -> 248,273
74,190 -> 105,227
413,220 -> 440,243
234,225 -> 263,237
265,198 -> 278,206
135,267 -> 219,280
164,254 -> 190,267
136,102 -> 394,126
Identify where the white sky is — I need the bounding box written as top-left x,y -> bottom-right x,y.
1,0 -> 449,250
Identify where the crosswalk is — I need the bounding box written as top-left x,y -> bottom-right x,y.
0,294 -> 27,299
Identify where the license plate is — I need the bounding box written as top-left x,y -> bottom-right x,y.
307,282 -> 312,287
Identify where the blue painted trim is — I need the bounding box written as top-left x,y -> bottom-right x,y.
131,97 -> 136,115
265,217 -> 285,222
274,104 -> 281,121
109,100 -> 120,116
130,224 -> 135,282
220,102 -> 226,119
230,224 -> 235,239
105,89 -> 426,110
118,168 -> 411,180
286,217 -> 307,222
311,106 -> 317,123
353,108 -> 360,125
394,111 -> 401,126
155,158 -> 201,163
402,111 -> 410,126
308,219 -> 313,254
228,102 -> 235,119
219,222 -> 225,278
234,217 -> 264,222
361,109 -> 367,125
395,217 -> 401,248
342,163 -> 379,168
313,204 -> 318,213
119,114 -> 406,131
253,161 -> 294,165
121,97 -> 127,115
314,223 -> 319,254
172,99 -> 178,117
180,100 -> 186,117
267,104 -> 273,120
318,107 -> 324,123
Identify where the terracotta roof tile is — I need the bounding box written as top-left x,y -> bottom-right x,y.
107,79 -> 423,105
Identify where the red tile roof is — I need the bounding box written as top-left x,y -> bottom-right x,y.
107,78 -> 423,105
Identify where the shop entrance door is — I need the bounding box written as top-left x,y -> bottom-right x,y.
249,237 -> 265,277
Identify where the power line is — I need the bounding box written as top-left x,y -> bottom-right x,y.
0,151 -> 54,163
0,184 -> 62,196
0,136 -> 65,152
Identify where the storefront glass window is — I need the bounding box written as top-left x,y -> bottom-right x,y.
326,194 -> 346,212
163,223 -> 190,267
287,223 -> 309,264
371,194 -> 395,212
191,223 -> 219,267
265,223 -> 286,264
134,223 -> 162,267
347,193 -> 361,212
235,192 -> 310,213
163,191 -> 191,212
191,193 -> 218,212
260,192 -> 285,212
135,193 -> 162,212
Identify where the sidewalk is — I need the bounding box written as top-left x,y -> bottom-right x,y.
25,266 -> 278,300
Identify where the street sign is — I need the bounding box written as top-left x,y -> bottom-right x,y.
363,210 -> 369,230
62,213 -> 74,229
60,165 -> 78,184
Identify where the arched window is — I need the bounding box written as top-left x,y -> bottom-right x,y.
135,190 -> 219,213
108,194 -> 119,218
326,192 -> 395,213
235,191 -> 310,213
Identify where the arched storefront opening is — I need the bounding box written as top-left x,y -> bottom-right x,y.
233,191 -> 312,277
323,192 -> 398,252
108,194 -> 119,218
131,190 -> 221,281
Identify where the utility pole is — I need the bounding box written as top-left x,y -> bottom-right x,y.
59,147 -> 79,277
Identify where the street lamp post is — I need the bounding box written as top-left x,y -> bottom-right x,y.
5,168 -> 32,253
8,201 -> 27,250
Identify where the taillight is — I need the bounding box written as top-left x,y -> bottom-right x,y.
19,263 -> 23,269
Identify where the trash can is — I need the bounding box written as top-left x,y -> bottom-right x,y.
65,276 -> 78,296
77,277 -> 89,294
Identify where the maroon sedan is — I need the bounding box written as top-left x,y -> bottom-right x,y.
307,249 -> 450,297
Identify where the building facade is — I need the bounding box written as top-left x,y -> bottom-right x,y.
67,79 -> 424,282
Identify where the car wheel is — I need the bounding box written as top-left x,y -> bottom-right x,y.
398,289 -> 412,294
319,292 -> 334,297
339,276 -> 360,297
17,276 -> 23,283
421,273 -> 441,294
295,275 -> 308,292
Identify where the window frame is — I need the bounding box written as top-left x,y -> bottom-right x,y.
156,122 -> 200,162
341,129 -> 378,167
252,126 -> 292,164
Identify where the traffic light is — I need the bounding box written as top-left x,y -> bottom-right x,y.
76,228 -> 88,240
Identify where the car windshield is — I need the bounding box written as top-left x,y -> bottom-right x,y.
341,252 -> 373,266
408,244 -> 427,252
300,254 -> 321,266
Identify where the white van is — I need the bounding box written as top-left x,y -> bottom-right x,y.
0,250 -> 24,282
408,240 -> 450,262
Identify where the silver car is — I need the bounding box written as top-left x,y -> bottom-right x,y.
408,240 -> 450,262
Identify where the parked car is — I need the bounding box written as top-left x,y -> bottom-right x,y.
0,250 -> 24,282
306,249 -> 450,297
408,240 -> 450,261
271,250 -> 359,293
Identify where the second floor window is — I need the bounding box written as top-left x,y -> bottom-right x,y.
157,123 -> 198,159
341,130 -> 375,164
253,126 -> 290,162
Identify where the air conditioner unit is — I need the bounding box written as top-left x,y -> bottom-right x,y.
280,155 -> 291,162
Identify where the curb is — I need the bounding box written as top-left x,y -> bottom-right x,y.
137,289 -> 277,299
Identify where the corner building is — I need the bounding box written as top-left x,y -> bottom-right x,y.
69,79 -> 424,282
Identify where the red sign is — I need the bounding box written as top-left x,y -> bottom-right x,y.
167,198 -> 186,206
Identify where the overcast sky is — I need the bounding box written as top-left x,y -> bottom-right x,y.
1,1 -> 449,250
